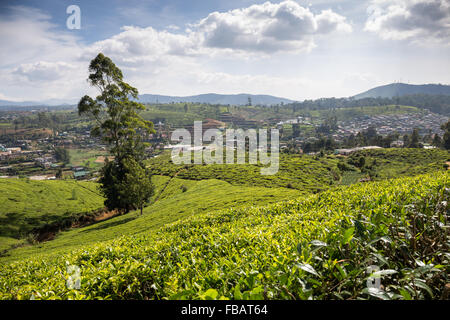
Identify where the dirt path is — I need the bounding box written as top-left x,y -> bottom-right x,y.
446,162 -> 450,170
70,209 -> 120,228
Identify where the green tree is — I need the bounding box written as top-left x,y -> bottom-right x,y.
56,168 -> 63,179
78,53 -> 154,163
441,121 -> 450,150
432,134 -> 442,148
54,147 -> 70,164
358,156 -> 366,168
118,157 -> 154,215
409,128 -> 420,148
78,53 -> 155,211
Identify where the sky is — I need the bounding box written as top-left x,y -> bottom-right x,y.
0,0 -> 449,102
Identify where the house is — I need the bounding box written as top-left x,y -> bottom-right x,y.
390,140 -> 404,148
335,146 -> 382,156
73,171 -> 89,180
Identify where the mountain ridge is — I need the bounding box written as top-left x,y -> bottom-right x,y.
353,83 -> 450,99
0,93 -> 295,108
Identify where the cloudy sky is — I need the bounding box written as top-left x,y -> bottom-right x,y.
0,0 -> 449,102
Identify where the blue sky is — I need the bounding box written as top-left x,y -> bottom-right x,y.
0,0 -> 449,102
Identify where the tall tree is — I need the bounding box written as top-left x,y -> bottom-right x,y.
441,121 -> 450,150
78,53 -> 154,163
78,53 -> 155,212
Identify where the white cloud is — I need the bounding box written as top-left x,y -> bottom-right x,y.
365,0 -> 450,43
0,6 -> 82,66
194,0 -> 352,53
13,61 -> 77,82
0,2 -> 354,101
82,0 -> 352,62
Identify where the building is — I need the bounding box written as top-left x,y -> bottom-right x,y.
335,146 -> 382,156
74,171 -> 89,180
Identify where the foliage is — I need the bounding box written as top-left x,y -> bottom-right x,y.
0,172 -> 448,300
78,53 -> 155,212
77,53 -> 154,162
0,179 -> 103,241
118,157 -> 154,215
147,152 -> 340,193
54,147 -> 70,164
0,176 -> 303,263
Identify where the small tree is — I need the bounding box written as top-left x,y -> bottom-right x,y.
441,121 -> 450,150
409,128 -> 420,148
54,147 -> 70,164
118,157 -> 154,215
358,156 -> 366,168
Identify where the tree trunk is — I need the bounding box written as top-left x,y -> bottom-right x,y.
140,206 -> 143,215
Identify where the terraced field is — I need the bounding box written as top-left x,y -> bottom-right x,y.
0,179 -> 104,251
0,172 -> 448,300
0,176 -> 304,263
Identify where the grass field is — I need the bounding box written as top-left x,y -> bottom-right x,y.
68,148 -> 109,170
0,171 -> 447,300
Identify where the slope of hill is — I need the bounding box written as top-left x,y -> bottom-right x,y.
0,179 -> 104,249
147,152 -> 341,192
354,83 -> 450,99
138,93 -> 294,105
0,176 -> 303,263
1,172 -> 447,300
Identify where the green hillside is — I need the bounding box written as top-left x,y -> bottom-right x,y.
0,179 -> 104,251
0,172 -> 448,300
347,148 -> 450,179
0,176 -> 303,263
148,152 -> 341,192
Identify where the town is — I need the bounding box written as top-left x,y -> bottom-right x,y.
0,104 -> 448,181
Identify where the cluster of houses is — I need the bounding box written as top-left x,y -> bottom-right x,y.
337,113 -> 447,138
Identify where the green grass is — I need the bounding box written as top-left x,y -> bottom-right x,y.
0,172 -> 447,300
68,148 -> 108,170
0,176 -> 304,263
0,179 -> 104,242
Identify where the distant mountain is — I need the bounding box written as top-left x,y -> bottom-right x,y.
354,83 -> 450,99
0,93 -> 293,108
0,98 -> 76,108
137,93 -> 294,106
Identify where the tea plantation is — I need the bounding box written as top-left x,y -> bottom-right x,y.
0,172 -> 448,300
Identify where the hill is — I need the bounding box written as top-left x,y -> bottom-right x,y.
0,93 -> 294,108
0,172 -> 448,299
0,179 -> 104,251
138,93 -> 294,106
354,83 -> 450,99
0,175 -> 304,263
